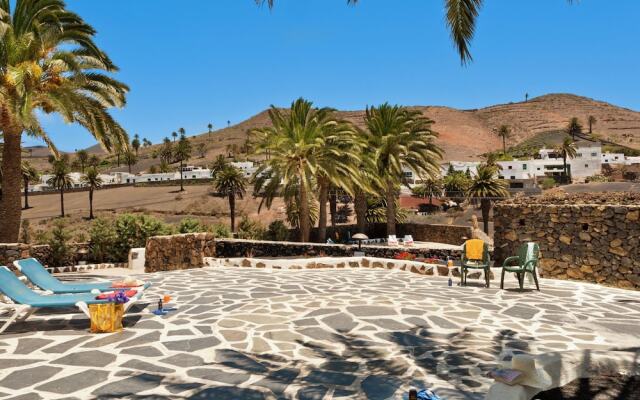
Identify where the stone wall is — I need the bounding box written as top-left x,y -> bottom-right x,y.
145,233 -> 216,272
309,223 -> 472,245
0,243 -> 92,267
494,193 -> 640,289
144,235 -> 463,273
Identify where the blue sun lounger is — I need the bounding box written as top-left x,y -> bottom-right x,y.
0,266 -> 147,334
14,258 -> 150,294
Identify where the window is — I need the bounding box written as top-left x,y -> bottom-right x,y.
577,153 -> 583,157
510,176 -> 516,180
508,166 -> 513,170
615,156 -> 619,160
537,167 -> 541,171
192,175 -> 196,179
499,176 -> 504,180
585,164 -> 589,168
510,182 -> 524,189
522,164 -> 527,170
591,152 -> 597,157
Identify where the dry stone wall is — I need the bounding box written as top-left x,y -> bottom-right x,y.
494,193 -> 640,289
145,233 -> 216,272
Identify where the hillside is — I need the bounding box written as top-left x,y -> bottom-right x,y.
24,93 -> 640,172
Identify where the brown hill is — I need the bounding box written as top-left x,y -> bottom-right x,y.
26,93 -> 640,173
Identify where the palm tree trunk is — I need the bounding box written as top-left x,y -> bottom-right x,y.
0,128 -> 23,242
60,187 -> 65,217
89,189 -> 94,219
23,177 -> 30,209
298,170 -> 310,242
317,179 -> 329,243
229,193 -> 236,232
503,137 -> 506,154
563,152 -> 568,183
480,198 -> 491,234
385,180 -> 396,236
354,190 -> 367,234
180,160 -> 184,191
329,191 -> 337,229
117,154 -> 120,167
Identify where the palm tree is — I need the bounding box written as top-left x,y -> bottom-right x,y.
252,98 -> 353,242
178,127 -> 186,139
260,1 -> 577,65
0,0 -> 129,242
496,125 -> 511,154
132,134 -> 141,156
81,167 -> 103,219
363,103 -> 442,236
566,117 -> 583,141
557,138 -> 577,183
172,131 -> 178,142
21,161 -> 38,210
197,142 -> 207,158
588,115 -> 597,134
76,150 -> 89,173
210,154 -> 229,180
466,164 -> 509,234
413,178 -> 443,205
89,155 -> 101,168
174,135 -> 192,191
208,123 -> 213,136
47,159 -> 73,217
444,172 -> 470,203
213,166 -> 246,232
123,151 -> 137,173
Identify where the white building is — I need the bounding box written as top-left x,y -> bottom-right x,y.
230,161 -> 258,178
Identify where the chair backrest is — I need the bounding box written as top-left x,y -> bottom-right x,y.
388,235 -> 398,245
14,258 -> 65,292
518,242 -> 539,270
0,267 -> 42,305
464,239 -> 487,261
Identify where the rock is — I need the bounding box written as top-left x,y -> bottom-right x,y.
559,235 -> 572,245
610,239 -> 623,248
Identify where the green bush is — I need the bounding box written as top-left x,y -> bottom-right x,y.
177,217 -> 206,234
210,223 -> 232,238
112,214 -> 173,261
236,216 -> 266,240
541,177 -> 556,190
47,220 -> 72,268
89,218 -> 118,263
266,220 -> 289,241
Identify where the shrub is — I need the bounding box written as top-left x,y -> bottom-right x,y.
177,217 -> 206,234
89,218 -> 118,263
236,216 -> 266,240
210,223 -> 232,238
541,177 -> 556,190
113,214 -> 173,261
47,220 -> 72,268
20,220 -> 32,244
266,220 -> 289,241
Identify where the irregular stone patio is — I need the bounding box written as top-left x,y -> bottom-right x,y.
1,266 -> 640,400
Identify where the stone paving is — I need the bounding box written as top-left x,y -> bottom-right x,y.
1,265 -> 640,399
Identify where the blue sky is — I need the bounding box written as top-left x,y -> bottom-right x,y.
29,0 -> 640,151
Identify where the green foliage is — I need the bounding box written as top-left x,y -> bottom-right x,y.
585,174 -> 610,183
47,221 -> 72,268
177,217 -> 206,234
602,145 -> 640,157
89,218 -> 118,263
541,177 -> 556,190
266,220 -> 289,241
112,214 -> 173,261
210,223 -> 232,238
236,216 -> 266,240
365,198 -> 408,224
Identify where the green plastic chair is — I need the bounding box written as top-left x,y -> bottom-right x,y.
500,242 -> 540,291
461,240 -> 491,288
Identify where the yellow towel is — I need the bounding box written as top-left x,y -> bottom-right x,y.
465,239 -> 485,261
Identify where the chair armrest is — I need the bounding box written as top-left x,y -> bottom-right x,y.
502,256 -> 521,267
523,259 -> 538,271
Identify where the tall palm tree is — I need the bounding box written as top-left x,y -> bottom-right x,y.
81,167 -> 102,219
363,103 -> 442,236
557,137 -> 577,182
178,127 -> 186,139
174,135 -> 192,191
47,159 -> 72,217
496,125 -> 511,154
466,163 -> 508,234
566,117 -> 583,141
444,171 -> 470,203
588,115 -> 597,134
172,131 -> 178,142
21,161 -> 38,209
197,142 -> 207,158
252,98 -> 348,242
76,150 -> 89,173
208,123 -> 213,136
131,134 -> 141,156
210,154 -> 229,180
213,165 -> 246,232
0,0 -> 129,242
89,154 -> 101,168
123,150 -> 137,173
